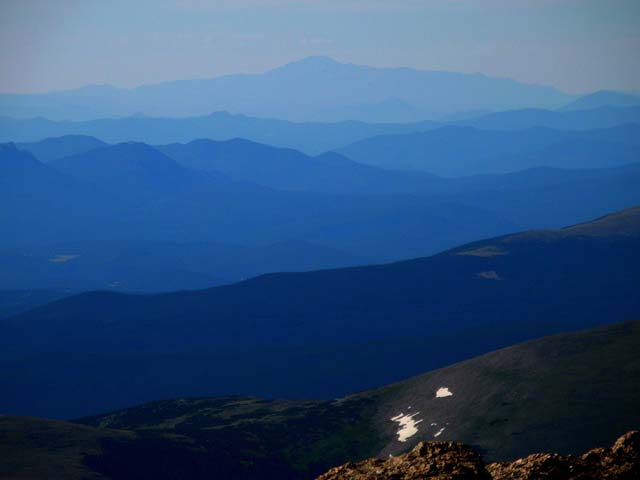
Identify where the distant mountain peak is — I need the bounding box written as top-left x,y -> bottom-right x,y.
561,90 -> 640,111
269,56 -> 344,74
14,135 -> 108,163
0,143 -> 39,165
0,143 -> 52,177
0,56 -> 573,122
52,142 -> 179,173
284,55 -> 341,67
61,83 -> 120,95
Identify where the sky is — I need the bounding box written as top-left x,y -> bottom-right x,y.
0,0 -> 639,94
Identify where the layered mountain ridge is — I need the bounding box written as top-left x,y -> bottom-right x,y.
1,207 -> 639,419
3,105 -> 640,155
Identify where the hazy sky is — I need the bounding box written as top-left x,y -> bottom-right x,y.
1,0 -> 639,94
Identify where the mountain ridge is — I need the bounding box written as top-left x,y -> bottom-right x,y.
337,124 -> 640,176
16,135 -> 107,162
1,207 -> 639,419
561,90 -> 640,111
157,137 -> 442,194
4,136 -> 640,265
0,57 -> 572,122
2,106 -> 639,156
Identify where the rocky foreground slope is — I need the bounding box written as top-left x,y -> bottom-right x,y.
317,431 -> 640,480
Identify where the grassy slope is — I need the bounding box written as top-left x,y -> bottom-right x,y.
1,321 -> 639,479
371,321 -> 640,460
78,396 -> 385,480
0,415 -> 127,479
0,289 -> 70,320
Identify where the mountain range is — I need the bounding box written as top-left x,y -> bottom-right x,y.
1,320 -> 638,479
16,135 -> 108,162
1,141 -> 522,262
338,124 -> 640,176
1,206 -> 639,419
3,105 -> 640,155
561,90 -> 640,111
0,56 -> 573,122
2,13 -> 639,480
3,136 -> 640,284
156,138 -> 441,195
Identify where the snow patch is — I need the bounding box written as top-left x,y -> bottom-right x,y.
436,387 -> 453,398
390,412 -> 423,442
477,270 -> 501,280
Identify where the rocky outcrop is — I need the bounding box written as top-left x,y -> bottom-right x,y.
489,430 -> 640,480
316,441 -> 491,479
317,431 -> 639,480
